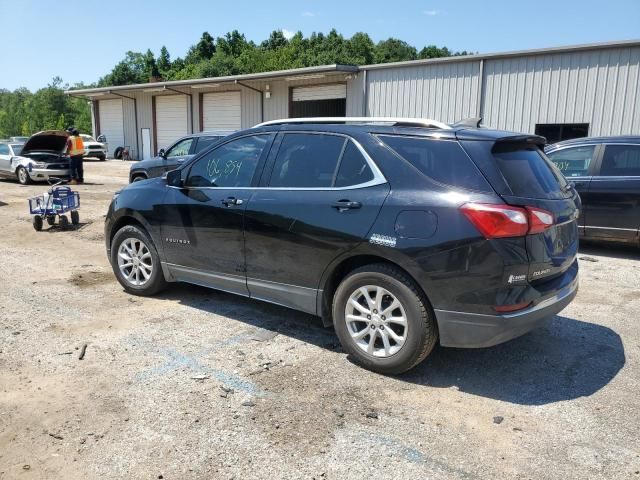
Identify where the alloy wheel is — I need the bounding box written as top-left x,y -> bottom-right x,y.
344,285 -> 408,358
117,237 -> 153,286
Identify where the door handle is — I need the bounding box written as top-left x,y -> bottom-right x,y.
332,200 -> 362,211
222,197 -> 243,207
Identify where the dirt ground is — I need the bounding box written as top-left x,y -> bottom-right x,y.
0,160 -> 639,479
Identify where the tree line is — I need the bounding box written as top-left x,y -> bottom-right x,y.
1,30 -> 470,138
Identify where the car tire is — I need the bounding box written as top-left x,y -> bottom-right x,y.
110,225 -> 167,296
332,263 -> 438,375
98,154 -> 106,162
70,210 -> 80,225
132,174 -> 147,182
114,147 -> 123,160
16,166 -> 31,185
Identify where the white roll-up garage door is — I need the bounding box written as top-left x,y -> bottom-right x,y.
292,84 -> 347,102
202,92 -> 241,131
155,95 -> 189,150
98,99 -> 124,157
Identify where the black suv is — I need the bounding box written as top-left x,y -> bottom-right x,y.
129,131 -> 233,183
105,118 -> 580,374
546,136 -> 640,245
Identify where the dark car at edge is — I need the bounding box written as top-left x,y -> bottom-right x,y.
546,136 -> 640,245
129,131 -> 232,183
105,118 -> 580,374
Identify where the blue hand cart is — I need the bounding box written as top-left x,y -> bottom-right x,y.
28,183 -> 80,231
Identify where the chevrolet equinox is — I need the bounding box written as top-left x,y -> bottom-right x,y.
105,117 -> 580,374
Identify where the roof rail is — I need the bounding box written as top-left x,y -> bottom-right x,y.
254,117 -> 452,130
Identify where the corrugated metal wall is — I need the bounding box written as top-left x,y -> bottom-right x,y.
482,46 -> 640,135
365,60 -> 481,122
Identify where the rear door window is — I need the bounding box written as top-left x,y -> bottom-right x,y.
600,144 -> 640,176
378,135 -> 491,191
492,143 -> 569,199
0,144 -> 9,155
269,133 -> 346,188
547,145 -> 596,177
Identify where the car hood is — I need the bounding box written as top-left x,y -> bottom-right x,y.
21,130 -> 69,155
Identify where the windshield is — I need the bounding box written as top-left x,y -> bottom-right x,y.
81,135 -> 96,142
10,144 -> 23,155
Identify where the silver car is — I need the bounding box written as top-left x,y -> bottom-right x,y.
0,131 -> 72,184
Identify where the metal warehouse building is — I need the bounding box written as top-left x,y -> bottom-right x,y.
67,39 -> 640,160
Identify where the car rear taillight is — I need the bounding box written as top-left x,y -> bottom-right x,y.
460,203 -> 555,239
526,207 -> 555,234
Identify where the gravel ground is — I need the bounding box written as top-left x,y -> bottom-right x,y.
0,160 -> 639,479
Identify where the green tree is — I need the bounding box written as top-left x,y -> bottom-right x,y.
375,38 -> 417,63
157,46 -> 171,77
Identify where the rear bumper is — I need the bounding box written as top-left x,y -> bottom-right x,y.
435,267 -> 578,348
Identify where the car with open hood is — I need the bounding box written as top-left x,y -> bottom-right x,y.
0,130 -> 72,184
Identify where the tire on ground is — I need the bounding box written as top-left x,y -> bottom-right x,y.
110,224 -> 167,296
113,147 -> 123,160
332,263 -> 438,375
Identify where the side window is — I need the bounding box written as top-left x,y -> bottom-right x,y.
547,145 -> 595,177
334,141 -> 374,187
194,136 -> 222,154
269,133 -> 345,188
166,138 -> 194,158
186,135 -> 268,188
378,135 -> 491,191
0,144 -> 10,155
600,145 -> 640,177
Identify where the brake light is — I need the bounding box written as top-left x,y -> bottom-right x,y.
527,207 -> 554,234
460,203 -> 528,238
460,203 -> 555,238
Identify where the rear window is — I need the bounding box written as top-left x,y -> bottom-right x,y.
378,135 -> 491,192
492,143 -> 569,199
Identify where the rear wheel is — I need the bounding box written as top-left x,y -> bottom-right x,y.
333,264 -> 437,375
110,225 -> 167,296
33,215 -> 43,231
17,167 -> 31,185
70,210 -> 80,225
59,215 -> 69,230
46,215 -> 56,226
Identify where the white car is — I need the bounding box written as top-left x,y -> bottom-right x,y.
81,134 -> 107,161
0,131 -> 71,184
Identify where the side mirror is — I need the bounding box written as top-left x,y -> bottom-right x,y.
158,148 -> 166,158
166,168 -> 183,187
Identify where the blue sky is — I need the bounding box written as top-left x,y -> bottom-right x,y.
1,0 -> 638,91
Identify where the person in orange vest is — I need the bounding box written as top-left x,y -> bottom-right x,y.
66,127 -> 85,184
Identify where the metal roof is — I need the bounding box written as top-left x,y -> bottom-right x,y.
361,39 -> 640,70
65,64 -> 358,96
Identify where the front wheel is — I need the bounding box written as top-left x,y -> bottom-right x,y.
333,264 -> 438,375
110,225 -> 166,296
17,166 -> 31,185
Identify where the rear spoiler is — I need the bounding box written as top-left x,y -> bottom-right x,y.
491,134 -> 547,152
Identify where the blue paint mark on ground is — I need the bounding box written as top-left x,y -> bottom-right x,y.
128,334 -> 265,396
